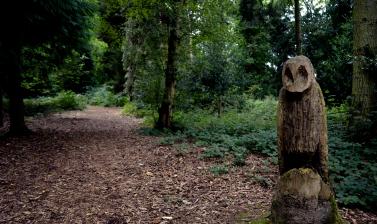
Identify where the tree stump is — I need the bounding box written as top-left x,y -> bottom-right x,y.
271,56 -> 342,224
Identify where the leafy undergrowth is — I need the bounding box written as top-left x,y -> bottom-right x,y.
23,91 -> 86,116
131,98 -> 377,212
85,85 -> 126,107
5,86 -> 126,117
327,105 -> 377,211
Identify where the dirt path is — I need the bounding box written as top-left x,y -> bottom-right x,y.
0,107 -> 376,224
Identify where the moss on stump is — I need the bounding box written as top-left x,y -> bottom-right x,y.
271,168 -> 343,224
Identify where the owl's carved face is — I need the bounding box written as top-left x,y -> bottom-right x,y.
282,56 -> 315,93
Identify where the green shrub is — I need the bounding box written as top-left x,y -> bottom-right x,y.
122,100 -> 158,127
86,85 -> 126,107
166,98 -> 278,165
123,101 -> 138,115
209,165 -> 229,176
325,103 -> 377,210
54,91 -> 86,110
201,144 -> 228,159
24,91 -> 86,116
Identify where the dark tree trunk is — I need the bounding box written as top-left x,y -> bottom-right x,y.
3,43 -> 29,135
156,10 -> 179,130
294,0 -> 302,55
217,96 -> 223,118
0,41 -> 4,128
0,88 -> 3,127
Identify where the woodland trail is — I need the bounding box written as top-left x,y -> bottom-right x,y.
0,107 -> 375,224
0,107 -> 273,224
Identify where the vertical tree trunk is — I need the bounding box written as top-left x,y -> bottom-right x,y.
352,0 -> 377,116
125,65 -> 135,101
0,41 -> 4,128
0,88 -> 3,127
217,96 -> 223,118
156,8 -> 179,130
3,43 -> 28,135
188,10 -> 194,64
294,0 -> 302,55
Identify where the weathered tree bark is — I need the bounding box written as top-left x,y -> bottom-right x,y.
156,7 -> 179,130
278,56 -> 328,181
352,0 -> 377,116
271,56 -> 342,224
277,81 -> 329,180
125,65 -> 135,102
294,0 -> 302,55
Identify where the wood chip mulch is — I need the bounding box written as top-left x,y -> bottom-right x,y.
0,106 -> 376,224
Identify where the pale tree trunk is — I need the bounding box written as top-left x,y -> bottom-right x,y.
188,10 -> 194,64
156,4 -> 180,129
294,0 -> 302,55
352,0 -> 377,116
125,65 -> 135,101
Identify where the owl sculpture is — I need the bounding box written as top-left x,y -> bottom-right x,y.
277,55 -> 328,182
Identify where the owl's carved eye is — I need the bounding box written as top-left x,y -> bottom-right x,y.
297,65 -> 308,83
284,68 -> 294,85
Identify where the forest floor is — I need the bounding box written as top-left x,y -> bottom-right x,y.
0,106 -> 376,224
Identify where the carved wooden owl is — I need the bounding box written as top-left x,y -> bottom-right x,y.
277,56 -> 329,182
282,56 -> 315,92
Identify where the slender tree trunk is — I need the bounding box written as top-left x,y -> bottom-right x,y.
3,43 -> 28,135
156,10 -> 179,129
125,65 -> 135,101
188,10 -> 194,64
352,0 -> 377,116
294,0 -> 302,55
217,96 -> 223,118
